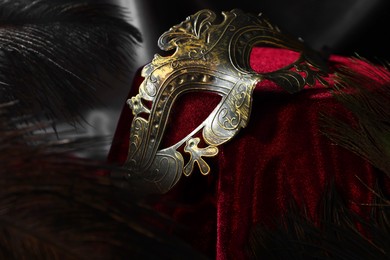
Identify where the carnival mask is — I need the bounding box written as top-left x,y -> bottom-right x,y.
111,9 -> 328,193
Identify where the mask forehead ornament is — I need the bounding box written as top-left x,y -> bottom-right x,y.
112,9 -> 328,193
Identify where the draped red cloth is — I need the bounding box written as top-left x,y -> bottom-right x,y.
108,47 -> 387,259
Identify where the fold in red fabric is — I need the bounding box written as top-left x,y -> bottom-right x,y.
108,47 -> 387,259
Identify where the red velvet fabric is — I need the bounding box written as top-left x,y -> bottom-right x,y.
108,47 -> 386,259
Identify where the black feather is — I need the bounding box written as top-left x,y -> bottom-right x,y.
247,180 -> 390,260
0,2 -> 210,258
0,101 -> 209,259
0,0 -> 142,124
319,57 -> 390,177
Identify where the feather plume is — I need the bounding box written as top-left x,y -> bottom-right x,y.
0,2 -> 209,258
0,101 -> 209,259
319,58 -> 390,177
247,181 -> 390,259
0,0 -> 142,124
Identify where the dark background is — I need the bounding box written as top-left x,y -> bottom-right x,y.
132,0 -> 390,63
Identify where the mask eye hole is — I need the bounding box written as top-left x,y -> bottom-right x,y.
160,91 -> 221,150
250,46 -> 300,73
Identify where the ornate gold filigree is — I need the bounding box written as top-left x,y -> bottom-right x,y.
112,9 -> 328,193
